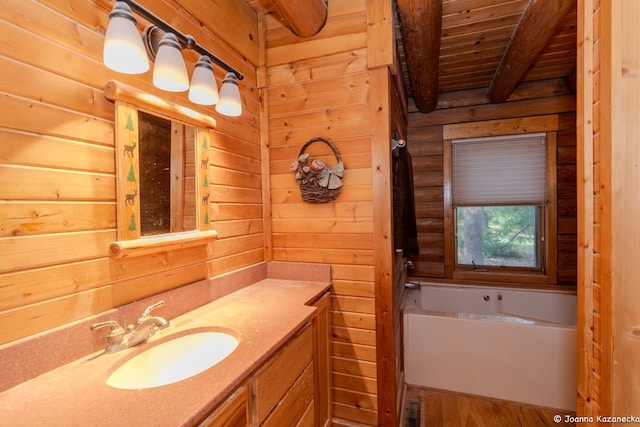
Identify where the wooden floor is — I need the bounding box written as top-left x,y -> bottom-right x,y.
404,387 -> 576,427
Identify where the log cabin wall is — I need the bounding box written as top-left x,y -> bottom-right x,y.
0,0 -> 262,344
407,90 -> 577,286
260,0 -> 399,424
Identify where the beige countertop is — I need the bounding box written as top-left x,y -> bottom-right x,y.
0,278 -> 330,426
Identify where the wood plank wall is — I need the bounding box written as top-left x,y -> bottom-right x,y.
578,0 -> 640,421
0,0 -> 262,345
607,1 -> 640,417
261,0 -> 398,424
591,0 -> 609,416
577,0 -> 599,418
406,89 -> 577,286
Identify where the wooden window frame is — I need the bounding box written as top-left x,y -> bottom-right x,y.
442,118 -> 558,286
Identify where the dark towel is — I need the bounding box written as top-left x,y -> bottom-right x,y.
393,146 -> 419,257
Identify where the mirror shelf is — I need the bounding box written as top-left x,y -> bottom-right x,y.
109,230 -> 218,258
104,80 -> 217,129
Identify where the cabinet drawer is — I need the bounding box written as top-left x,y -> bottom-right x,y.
253,324 -> 313,424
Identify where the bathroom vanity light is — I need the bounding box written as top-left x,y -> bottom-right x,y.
189,56 -> 219,105
103,0 -> 243,115
216,72 -> 242,117
153,33 -> 189,92
103,2 -> 149,74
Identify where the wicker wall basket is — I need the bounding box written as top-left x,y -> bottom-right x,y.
291,137 -> 344,203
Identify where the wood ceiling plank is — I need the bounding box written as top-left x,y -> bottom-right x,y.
487,0 -> 575,102
441,14 -> 520,38
442,0 -> 528,28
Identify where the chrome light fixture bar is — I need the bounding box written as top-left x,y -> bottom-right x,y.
103,0 -> 243,115
123,0 -> 243,81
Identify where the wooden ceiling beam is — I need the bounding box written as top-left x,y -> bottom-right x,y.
396,0 -> 442,113
487,0 -> 575,103
255,0 -> 328,38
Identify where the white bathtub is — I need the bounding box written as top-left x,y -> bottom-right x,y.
403,282 -> 577,411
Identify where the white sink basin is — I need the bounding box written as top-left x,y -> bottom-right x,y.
106,331 -> 238,389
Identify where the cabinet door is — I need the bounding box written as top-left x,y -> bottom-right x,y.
262,362 -> 315,427
253,323 -> 313,425
198,384 -> 248,427
296,399 -> 315,427
313,292 -> 331,427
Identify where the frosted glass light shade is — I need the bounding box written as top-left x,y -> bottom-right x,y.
103,2 -> 149,74
189,56 -> 219,105
215,72 -> 242,117
153,33 -> 189,92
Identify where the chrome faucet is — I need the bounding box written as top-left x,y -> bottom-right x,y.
91,301 -> 170,354
404,281 -> 421,290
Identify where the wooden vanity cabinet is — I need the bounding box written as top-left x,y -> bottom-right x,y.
197,292 -> 331,427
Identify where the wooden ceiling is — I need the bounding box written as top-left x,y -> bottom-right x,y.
395,0 -> 577,113
246,0 -> 577,114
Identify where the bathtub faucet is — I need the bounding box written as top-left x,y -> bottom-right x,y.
405,282 -> 421,290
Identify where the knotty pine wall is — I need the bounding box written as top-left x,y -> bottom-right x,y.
578,0 -> 640,420
406,88 -> 578,287
577,0 -> 601,417
260,0 -> 399,424
0,0 -> 262,344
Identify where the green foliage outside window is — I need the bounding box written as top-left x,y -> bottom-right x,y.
456,206 -> 537,268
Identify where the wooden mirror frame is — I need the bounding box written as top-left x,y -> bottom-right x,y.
105,80 -> 217,258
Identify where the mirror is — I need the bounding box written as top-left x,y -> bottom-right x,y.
138,111 -> 196,236
105,81 -> 217,257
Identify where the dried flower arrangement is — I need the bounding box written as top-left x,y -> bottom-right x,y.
290,137 -> 344,203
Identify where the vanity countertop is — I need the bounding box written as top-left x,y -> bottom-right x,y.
0,278 -> 330,426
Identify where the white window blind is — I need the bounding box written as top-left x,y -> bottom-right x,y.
452,133 -> 546,206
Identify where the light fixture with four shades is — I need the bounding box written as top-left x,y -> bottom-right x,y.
103,0 -> 243,116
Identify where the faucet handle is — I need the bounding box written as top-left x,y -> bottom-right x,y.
90,320 -> 125,341
138,300 -> 165,323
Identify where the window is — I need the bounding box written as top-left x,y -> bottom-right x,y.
455,206 -> 541,268
445,133 -> 557,284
